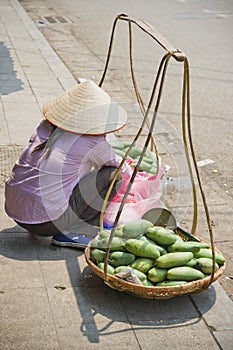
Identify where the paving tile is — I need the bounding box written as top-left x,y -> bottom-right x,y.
36,241 -> 84,261
133,320 -> 219,350
39,252 -> 103,288
119,293 -> 198,322
3,102 -> 42,142
58,77 -> 77,90
0,288 -> 53,324
0,229 -> 38,260
191,281 -> 233,331
47,286 -> 129,325
25,73 -> 60,87
0,323 -> 60,350
1,90 -> 36,104
213,330 -> 233,350
0,221 -> 26,233
40,258 -> 81,288
0,228 -> 46,290
56,322 -> 139,350
0,257 -> 44,289
47,285 -> 140,348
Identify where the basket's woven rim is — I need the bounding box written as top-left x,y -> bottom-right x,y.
84,239 -> 225,299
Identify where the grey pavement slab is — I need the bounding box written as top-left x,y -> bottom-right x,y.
0,0 -> 233,349
0,323 -> 60,350
0,289 -> 60,350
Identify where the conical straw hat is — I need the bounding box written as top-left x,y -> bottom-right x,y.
42,80 -> 127,135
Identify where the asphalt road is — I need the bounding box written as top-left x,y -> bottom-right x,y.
19,0 -> 233,300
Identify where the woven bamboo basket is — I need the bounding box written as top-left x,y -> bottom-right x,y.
85,238 -> 225,299
84,14 -> 225,298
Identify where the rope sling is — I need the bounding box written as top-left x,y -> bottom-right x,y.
95,14 -> 216,288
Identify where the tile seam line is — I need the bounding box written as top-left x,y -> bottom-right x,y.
9,0 -> 76,90
117,294 -> 142,350
39,258 -> 63,350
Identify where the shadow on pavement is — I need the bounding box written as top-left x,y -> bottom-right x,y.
0,225 -> 217,344
0,41 -> 23,95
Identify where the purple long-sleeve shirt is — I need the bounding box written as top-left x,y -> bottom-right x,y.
5,120 -> 129,224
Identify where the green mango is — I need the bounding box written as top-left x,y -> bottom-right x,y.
156,280 -> 187,286
97,237 -> 126,251
123,219 -> 153,238
128,146 -> 142,158
146,226 -> 178,245
167,266 -> 205,281
131,257 -> 155,273
90,248 -> 106,264
196,257 -> 219,274
148,267 -> 167,283
142,278 -> 154,286
98,262 -> 115,275
125,239 -> 160,259
109,251 -> 135,267
194,249 -> 226,265
139,236 -> 167,255
156,252 -> 193,269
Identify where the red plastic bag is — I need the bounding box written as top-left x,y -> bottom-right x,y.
103,162 -> 166,227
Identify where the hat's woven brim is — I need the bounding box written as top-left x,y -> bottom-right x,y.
42,80 -> 127,135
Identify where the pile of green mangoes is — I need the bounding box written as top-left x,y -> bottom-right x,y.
90,219 -> 225,287
111,141 -> 157,174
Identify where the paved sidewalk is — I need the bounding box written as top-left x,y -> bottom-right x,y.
0,1 -> 233,349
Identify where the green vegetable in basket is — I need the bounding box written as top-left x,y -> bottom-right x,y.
91,238 -> 99,249
196,258 -> 219,274
113,149 -> 126,158
98,262 -> 115,275
156,252 -> 193,269
146,226 -> 178,245
143,153 -> 154,164
97,237 -> 126,251
167,240 -> 203,253
125,239 -> 160,259
90,248 -> 106,264
130,257 -> 155,273
122,141 -> 132,148
139,236 -> 168,255
167,266 -> 205,281
114,226 -> 124,237
185,258 -> 198,268
122,219 -> 153,238
111,142 -> 125,150
194,248 -> 226,265
139,160 -> 153,173
148,166 -> 157,174
156,280 -> 187,286
114,265 -> 129,273
128,146 -> 142,158
98,229 -> 111,239
142,278 -> 154,286
109,251 -> 135,267
148,267 -> 168,283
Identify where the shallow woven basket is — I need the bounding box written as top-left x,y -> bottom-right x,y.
84,238 -> 225,299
